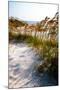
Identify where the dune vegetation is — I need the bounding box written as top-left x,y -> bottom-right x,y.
9,12 -> 58,81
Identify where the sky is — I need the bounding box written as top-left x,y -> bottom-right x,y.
9,2 -> 58,21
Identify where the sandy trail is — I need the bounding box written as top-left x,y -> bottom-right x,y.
9,42 -> 57,88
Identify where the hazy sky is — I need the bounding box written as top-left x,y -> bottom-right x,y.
9,2 -> 58,21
